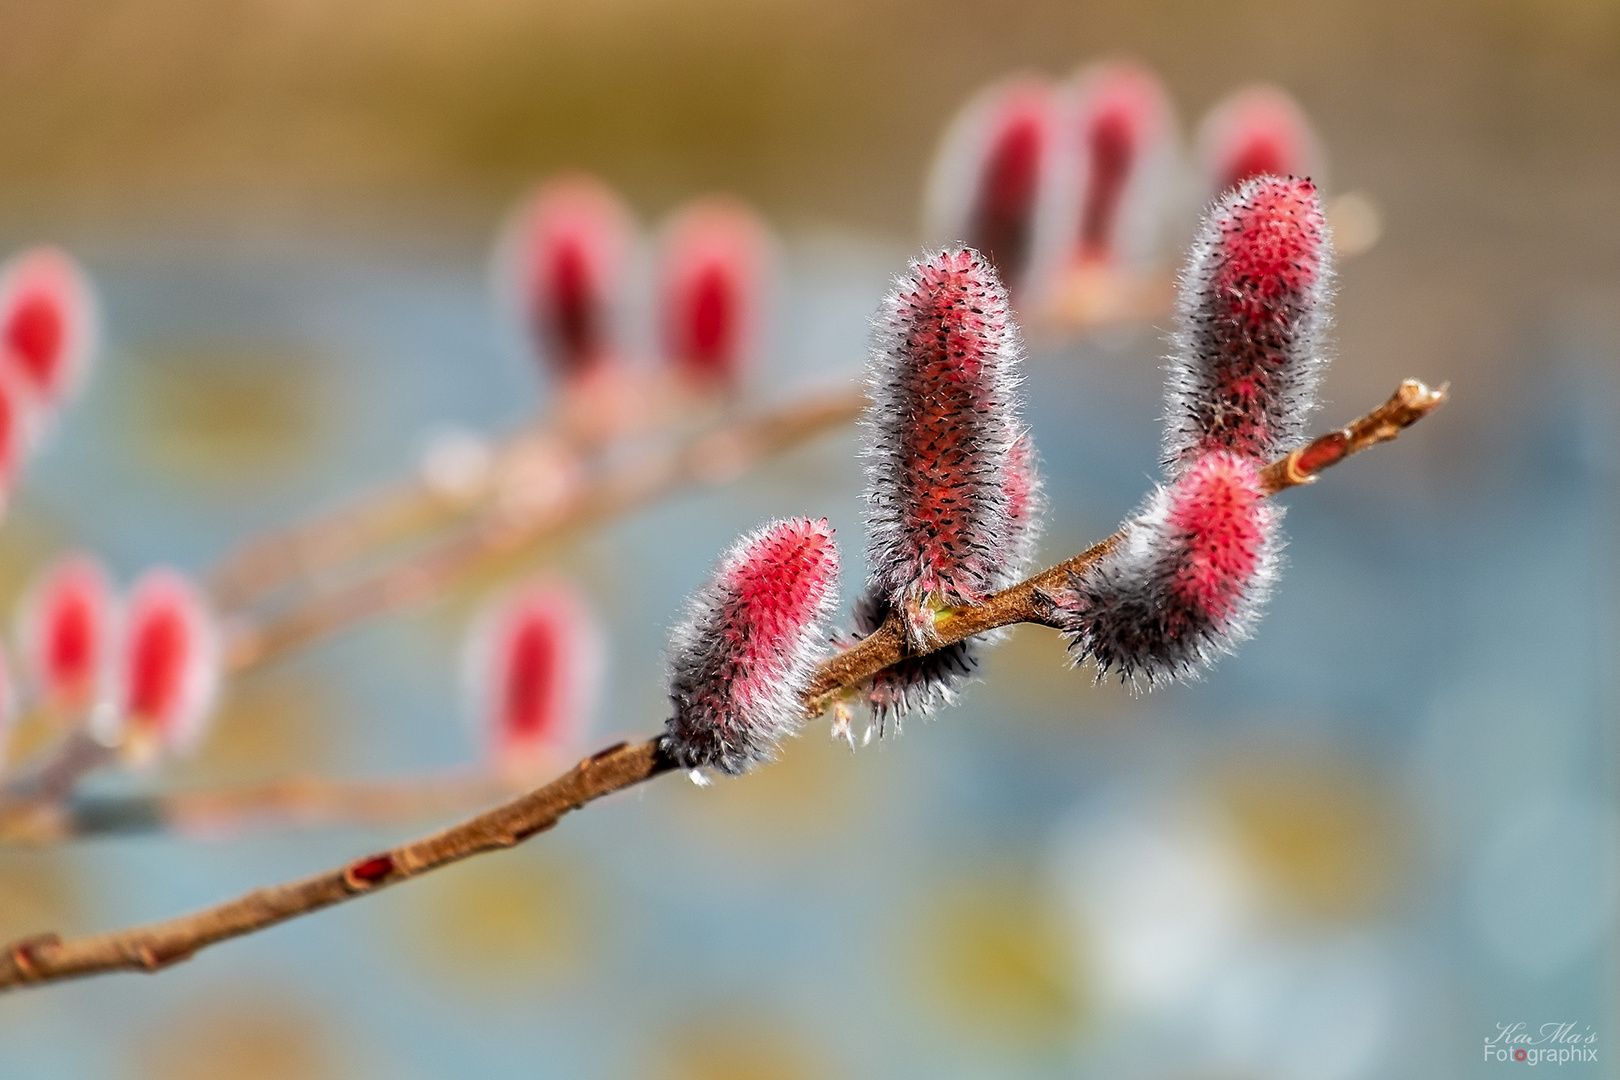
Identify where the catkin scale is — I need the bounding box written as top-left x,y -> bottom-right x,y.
664,518 -> 840,775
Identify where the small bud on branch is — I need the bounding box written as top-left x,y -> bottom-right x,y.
0,247 -> 97,410
1057,61 -> 1179,269
500,175 -> 637,383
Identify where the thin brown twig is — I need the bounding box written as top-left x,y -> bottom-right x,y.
0,379 -> 1444,991
204,371 -> 717,613
0,769 -> 518,844
224,386 -> 867,671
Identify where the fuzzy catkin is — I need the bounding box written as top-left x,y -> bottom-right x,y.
854,383 -> 1045,735
1055,451 -> 1280,686
1163,175 -> 1331,472
862,247 -> 1027,648
663,518 -> 841,775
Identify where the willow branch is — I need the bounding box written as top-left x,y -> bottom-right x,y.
205,372 -> 715,613
224,386 -> 867,671
0,379 -> 1443,991
0,770 -> 516,844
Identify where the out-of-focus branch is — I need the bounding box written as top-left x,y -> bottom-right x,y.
0,740 -> 674,987
0,379 -> 1443,990
0,770 -> 516,844
205,371 -> 714,613
0,731 -> 114,825
223,386 -> 867,671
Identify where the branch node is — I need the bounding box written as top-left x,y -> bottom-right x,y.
1281,446 -> 1320,487
343,854 -> 397,891
10,934 -> 60,979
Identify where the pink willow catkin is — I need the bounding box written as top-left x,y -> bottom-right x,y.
1164,175 -> 1331,470
852,249 -> 1041,731
1056,175 -> 1330,684
663,518 -> 840,775
863,247 -> 1027,649
1057,452 -> 1280,684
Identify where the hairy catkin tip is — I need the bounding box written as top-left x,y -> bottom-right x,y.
1165,175 -> 1331,469
657,196 -> 772,391
863,247 -> 1026,643
1057,451 -> 1280,686
500,174 -> 636,382
17,552 -> 112,716
468,579 -> 602,781
664,518 -> 840,775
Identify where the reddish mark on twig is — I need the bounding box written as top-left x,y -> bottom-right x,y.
345,854 -> 395,889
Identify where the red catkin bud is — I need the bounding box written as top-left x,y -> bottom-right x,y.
498,174 -> 637,383
864,247 -> 1026,646
16,553 -> 112,716
664,517 -> 840,775
1055,451 -> 1280,685
467,578 -> 602,781
924,76 -> 1059,290
656,196 -> 772,392
113,568 -> 220,759
1196,85 -> 1324,198
1165,176 -> 1332,470
1054,61 -> 1179,270
0,247 -> 97,409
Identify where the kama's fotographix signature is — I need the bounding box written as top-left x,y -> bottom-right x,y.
1484,1023 -> 1600,1066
